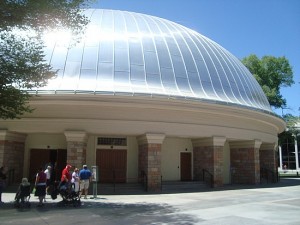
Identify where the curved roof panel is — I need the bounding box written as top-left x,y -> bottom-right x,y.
38,9 -> 271,112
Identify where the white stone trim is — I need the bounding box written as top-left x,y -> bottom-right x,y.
137,133 -> 166,145
260,143 -> 277,151
64,131 -> 87,142
0,130 -> 27,142
229,139 -> 262,149
192,136 -> 226,147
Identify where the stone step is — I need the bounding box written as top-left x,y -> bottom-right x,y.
161,181 -> 208,193
95,183 -> 147,195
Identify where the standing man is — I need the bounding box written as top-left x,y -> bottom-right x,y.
79,165 -> 92,199
60,165 -> 72,189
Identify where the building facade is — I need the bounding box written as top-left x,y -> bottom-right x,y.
0,9 -> 285,191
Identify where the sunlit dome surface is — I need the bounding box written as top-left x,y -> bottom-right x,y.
38,9 -> 271,112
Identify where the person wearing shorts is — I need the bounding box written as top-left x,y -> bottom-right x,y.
79,165 -> 92,199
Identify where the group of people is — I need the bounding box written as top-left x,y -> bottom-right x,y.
0,164 -> 93,206
35,164 -> 92,206
60,164 -> 92,199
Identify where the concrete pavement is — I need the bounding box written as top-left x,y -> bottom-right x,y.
0,178 -> 300,225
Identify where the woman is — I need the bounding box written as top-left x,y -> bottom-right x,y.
35,167 -> 47,206
71,168 -> 80,192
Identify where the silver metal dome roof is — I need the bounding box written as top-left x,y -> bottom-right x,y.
39,9 -> 271,112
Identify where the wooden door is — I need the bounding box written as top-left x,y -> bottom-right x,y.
97,149 -> 113,182
180,152 -> 192,181
96,149 -> 127,183
113,150 -> 127,183
55,149 -> 67,181
29,149 -> 51,182
29,149 -> 67,182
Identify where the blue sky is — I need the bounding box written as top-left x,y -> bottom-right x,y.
91,0 -> 300,116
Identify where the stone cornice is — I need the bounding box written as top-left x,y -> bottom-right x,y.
260,143 -> 277,151
137,133 -> 166,145
192,136 -> 226,147
229,139 -> 262,149
64,131 -> 88,143
0,130 -> 27,142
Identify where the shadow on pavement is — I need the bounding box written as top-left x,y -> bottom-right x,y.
0,200 -> 199,225
214,177 -> 300,191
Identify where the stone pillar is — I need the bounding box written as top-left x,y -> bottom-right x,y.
64,131 -> 87,169
260,143 -> 277,182
278,145 -> 283,170
294,134 -> 299,170
230,140 -> 262,184
137,133 -> 165,192
260,143 -> 277,170
192,136 -> 226,187
0,130 -> 27,184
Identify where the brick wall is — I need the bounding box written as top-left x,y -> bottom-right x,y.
0,139 -> 25,184
260,150 -> 276,171
138,143 -> 148,179
66,141 -> 87,169
193,145 -> 223,187
138,143 -> 162,192
231,148 -> 260,184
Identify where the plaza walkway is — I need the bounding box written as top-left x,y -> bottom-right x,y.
0,178 -> 299,225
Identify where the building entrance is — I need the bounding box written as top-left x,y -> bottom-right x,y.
96,149 -> 127,183
29,149 -> 67,182
180,152 -> 192,181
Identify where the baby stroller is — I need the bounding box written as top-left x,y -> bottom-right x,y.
14,178 -> 31,208
51,181 -> 81,207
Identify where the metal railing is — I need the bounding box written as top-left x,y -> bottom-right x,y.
141,170 -> 148,191
7,168 -> 15,185
95,170 -> 146,193
202,169 -> 213,188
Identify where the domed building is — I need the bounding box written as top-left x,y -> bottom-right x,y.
0,9 -> 285,191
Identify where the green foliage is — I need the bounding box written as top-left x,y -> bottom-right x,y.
0,0 -> 93,119
278,114 -> 300,145
283,114 -> 300,134
242,54 -> 294,108
0,0 -> 91,34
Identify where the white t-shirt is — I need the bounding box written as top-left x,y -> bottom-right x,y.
71,171 -> 79,183
44,169 -> 51,180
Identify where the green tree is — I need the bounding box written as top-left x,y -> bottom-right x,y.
0,0 -> 93,119
283,114 -> 300,135
278,114 -> 300,160
242,54 -> 294,108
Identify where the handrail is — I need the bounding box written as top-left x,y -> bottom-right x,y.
260,167 -> 277,183
141,170 -> 148,191
7,168 -> 15,185
202,169 -> 213,188
113,170 -> 116,192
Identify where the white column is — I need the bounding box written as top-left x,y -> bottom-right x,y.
279,145 -> 283,170
294,136 -> 299,170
